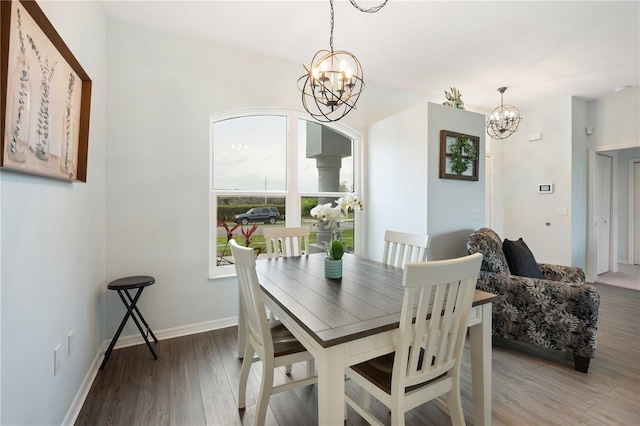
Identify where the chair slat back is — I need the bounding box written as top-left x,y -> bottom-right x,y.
392,253 -> 483,390
382,230 -> 430,268
263,226 -> 310,258
230,240 -> 273,360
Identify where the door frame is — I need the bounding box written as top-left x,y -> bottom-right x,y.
587,144 -> 639,282
596,153 -> 613,275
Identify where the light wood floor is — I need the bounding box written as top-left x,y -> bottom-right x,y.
597,263 -> 640,291
76,283 -> 640,426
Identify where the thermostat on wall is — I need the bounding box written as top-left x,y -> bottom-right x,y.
538,184 -> 553,193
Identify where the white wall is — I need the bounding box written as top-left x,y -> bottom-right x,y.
497,89 -> 639,274
592,88 -> 640,149
500,97 -> 574,265
365,102 -> 485,261
105,20 -> 299,337
365,104 -> 429,260
0,1 -> 107,424
104,20 -> 429,339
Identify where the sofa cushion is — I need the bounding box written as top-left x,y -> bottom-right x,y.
502,238 -> 543,279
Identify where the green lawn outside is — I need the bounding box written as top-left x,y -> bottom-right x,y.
216,221 -> 354,261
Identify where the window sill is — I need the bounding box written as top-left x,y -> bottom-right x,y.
208,264 -> 237,280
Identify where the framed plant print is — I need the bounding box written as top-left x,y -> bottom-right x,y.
1,0 -> 92,182
439,130 -> 479,181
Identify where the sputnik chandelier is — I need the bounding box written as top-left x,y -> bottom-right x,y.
486,87 -> 523,140
298,0 -> 388,122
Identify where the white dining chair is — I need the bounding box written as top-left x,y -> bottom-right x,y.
263,226 -> 310,258
262,226 -> 313,374
231,240 -> 317,425
381,230 -> 430,268
345,252 -> 483,426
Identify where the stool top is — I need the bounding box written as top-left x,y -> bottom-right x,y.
108,275 -> 155,290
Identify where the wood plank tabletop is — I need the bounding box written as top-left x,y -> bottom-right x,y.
255,253 -> 497,348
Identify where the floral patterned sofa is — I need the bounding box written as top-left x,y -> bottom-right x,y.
467,228 -> 600,373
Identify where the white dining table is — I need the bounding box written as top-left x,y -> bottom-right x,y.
238,253 -> 496,425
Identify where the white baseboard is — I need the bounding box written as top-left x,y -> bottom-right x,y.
64,316 -> 239,425
112,316 -> 238,350
61,340 -> 108,426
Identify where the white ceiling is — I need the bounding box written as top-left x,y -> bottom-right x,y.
101,0 -> 640,111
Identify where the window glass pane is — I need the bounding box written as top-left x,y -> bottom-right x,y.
213,116 -> 287,191
216,196 -> 285,265
298,119 -> 354,193
302,196 -> 356,255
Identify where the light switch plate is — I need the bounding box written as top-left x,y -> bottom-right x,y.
54,344 -> 62,375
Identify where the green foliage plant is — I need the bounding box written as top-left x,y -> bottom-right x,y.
328,239 -> 345,260
449,136 -> 477,174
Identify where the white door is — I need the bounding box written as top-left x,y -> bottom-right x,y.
635,161 -> 640,265
597,154 -> 612,274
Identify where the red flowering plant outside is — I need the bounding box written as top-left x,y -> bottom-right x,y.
217,219 -> 265,265
241,224 -> 265,257
217,219 -> 239,265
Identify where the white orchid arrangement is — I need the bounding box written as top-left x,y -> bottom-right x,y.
310,194 -> 363,260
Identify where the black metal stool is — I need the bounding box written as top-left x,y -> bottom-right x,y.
100,275 -> 159,370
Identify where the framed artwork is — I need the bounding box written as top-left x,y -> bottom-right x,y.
439,130 -> 479,181
1,0 -> 92,182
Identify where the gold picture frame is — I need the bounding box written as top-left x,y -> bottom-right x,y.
1,0 -> 92,182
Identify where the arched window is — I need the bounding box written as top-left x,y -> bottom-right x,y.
209,108 -> 363,277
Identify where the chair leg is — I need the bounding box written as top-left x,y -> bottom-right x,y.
390,407 -> 405,426
238,344 -> 254,409
447,387 -> 465,426
256,363 -> 274,426
359,388 -> 371,411
307,359 -> 316,376
574,354 -> 590,373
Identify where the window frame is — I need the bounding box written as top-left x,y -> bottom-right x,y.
209,107 -> 363,278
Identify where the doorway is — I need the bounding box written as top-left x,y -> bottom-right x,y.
587,146 -> 640,283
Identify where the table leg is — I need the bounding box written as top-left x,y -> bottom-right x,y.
469,302 -> 492,426
317,344 -> 346,426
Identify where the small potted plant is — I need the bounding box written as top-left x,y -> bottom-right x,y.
311,194 -> 363,279
324,239 -> 346,279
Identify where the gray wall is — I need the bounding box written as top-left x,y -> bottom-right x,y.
426,103 -> 486,260
365,102 -> 485,262
1,1 -> 107,424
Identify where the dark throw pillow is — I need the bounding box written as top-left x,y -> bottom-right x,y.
502,238 -> 543,279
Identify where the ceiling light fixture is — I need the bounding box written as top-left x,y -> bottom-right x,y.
298,0 -> 387,122
486,87 -> 523,140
